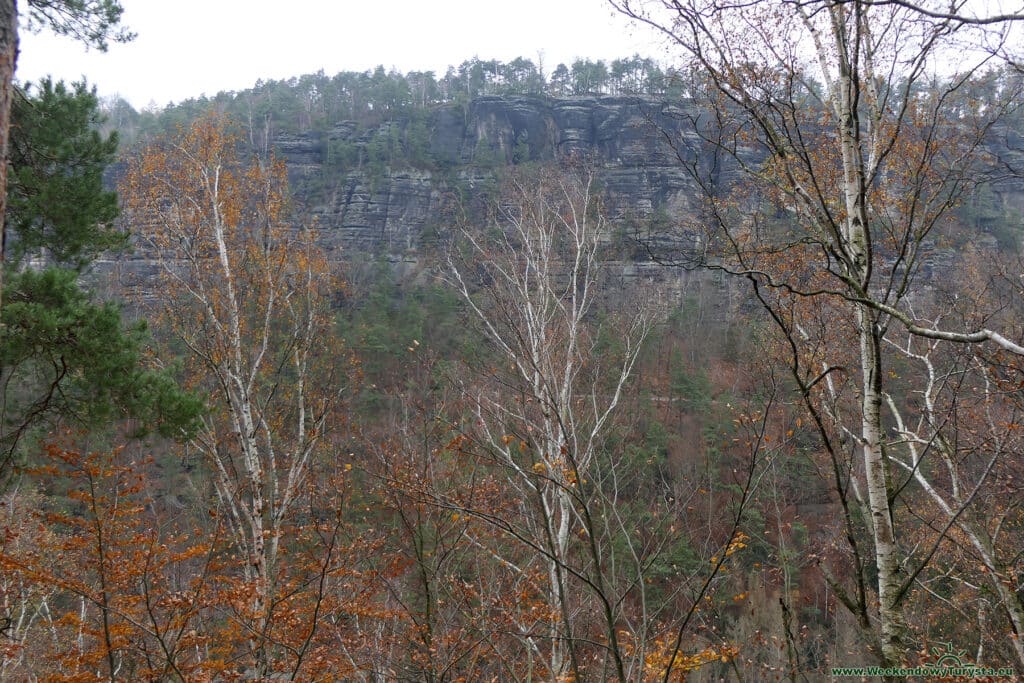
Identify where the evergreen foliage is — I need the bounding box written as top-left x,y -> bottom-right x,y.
113,58 -> 1024,260
8,78 -> 123,269
120,55 -> 680,145
23,0 -> 133,50
1,268 -> 202,451
0,79 -> 201,475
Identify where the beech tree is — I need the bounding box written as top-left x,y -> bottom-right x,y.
0,446 -> 218,680
610,0 -> 1024,669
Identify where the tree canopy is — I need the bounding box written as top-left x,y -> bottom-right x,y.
0,80 -> 201,477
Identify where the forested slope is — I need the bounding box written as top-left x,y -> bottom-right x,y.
3,37 -> 1024,679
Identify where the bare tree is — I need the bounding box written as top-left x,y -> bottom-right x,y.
610,0 -> 1024,668
447,163 -> 652,680
443,162 -> 774,682
879,273 -> 1024,668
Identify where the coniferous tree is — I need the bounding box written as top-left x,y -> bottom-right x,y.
0,80 -> 201,477
7,78 -> 123,268
0,0 -> 132,306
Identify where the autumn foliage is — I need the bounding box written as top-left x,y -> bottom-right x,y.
4,32 -> 1024,676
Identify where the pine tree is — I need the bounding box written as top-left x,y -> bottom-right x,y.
0,80 -> 201,477
7,78 -> 123,269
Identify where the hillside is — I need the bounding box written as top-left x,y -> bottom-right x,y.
7,32 -> 1024,677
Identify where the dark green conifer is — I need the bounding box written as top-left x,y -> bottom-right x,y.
0,79 -> 202,475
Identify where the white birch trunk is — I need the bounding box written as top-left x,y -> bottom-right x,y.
128,122 -> 343,677
450,167 -> 649,681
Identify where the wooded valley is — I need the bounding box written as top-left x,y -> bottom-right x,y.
1,1 -> 1024,681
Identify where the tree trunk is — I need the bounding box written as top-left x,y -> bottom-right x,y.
0,0 -> 17,309
832,2 -> 906,660
857,310 -> 905,665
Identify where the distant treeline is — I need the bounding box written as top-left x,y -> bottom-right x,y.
89,58 -> 1024,252
98,55 -> 684,140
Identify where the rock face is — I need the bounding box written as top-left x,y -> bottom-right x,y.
990,119 -> 1024,215
313,170 -> 440,253
273,95 -> 734,257
270,95 -> 1024,262
103,95 -> 1023,315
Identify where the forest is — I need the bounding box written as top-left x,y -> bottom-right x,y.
1,1 -> 1024,681
101,54 -> 679,140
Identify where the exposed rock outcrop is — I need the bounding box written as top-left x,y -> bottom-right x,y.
274,95 -> 728,256
102,94 -> 1023,318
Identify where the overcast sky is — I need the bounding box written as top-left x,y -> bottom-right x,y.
18,0 -> 664,109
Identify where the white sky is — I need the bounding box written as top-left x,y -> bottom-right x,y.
18,0 -> 664,109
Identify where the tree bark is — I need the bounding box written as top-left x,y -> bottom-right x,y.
0,0 -> 17,309
857,310 -> 906,665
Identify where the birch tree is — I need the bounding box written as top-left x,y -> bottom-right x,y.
448,164 -> 656,681
610,0 -> 1024,668
122,113 -> 358,678
876,262 -> 1024,668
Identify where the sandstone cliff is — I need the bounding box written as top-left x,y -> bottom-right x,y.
102,93 -> 1022,315
274,95 -> 737,255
